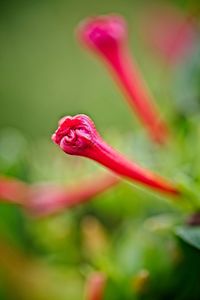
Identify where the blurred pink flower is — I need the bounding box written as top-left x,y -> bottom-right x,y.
85,272 -> 106,300
28,174 -> 119,217
0,174 -> 119,216
77,14 -> 169,144
140,4 -> 196,64
0,176 -> 28,205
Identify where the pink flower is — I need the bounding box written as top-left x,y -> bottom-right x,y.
77,14 -> 169,144
0,176 -> 28,204
85,272 -> 106,300
140,4 -> 195,65
0,174 -> 119,216
28,174 -> 119,217
52,114 -> 179,196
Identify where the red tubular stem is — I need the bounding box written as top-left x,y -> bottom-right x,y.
77,15 -> 169,144
29,174 -> 119,217
88,137 -> 178,196
0,176 -> 28,205
52,114 -> 180,197
105,48 -> 168,144
65,174 -> 119,207
0,174 -> 119,216
85,273 -> 106,300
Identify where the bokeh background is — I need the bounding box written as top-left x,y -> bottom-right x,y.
1,0 -> 187,138
1,0 -> 200,299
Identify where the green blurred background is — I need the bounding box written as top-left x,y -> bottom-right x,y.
1,1 -> 200,299
0,0 -> 181,139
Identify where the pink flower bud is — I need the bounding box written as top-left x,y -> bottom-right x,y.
52,114 -> 179,196
77,15 -> 169,144
85,272 -> 106,300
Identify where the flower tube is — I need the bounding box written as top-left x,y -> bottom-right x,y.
52,114 -> 179,196
28,174 -> 119,216
77,14 -> 169,144
0,174 -> 119,216
0,176 -> 28,205
85,272 -> 106,300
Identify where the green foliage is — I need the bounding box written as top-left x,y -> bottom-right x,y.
176,225 -> 200,250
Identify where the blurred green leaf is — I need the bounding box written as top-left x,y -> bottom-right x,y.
176,225 -> 200,250
173,40 -> 200,116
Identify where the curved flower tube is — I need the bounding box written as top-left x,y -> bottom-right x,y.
0,174 -> 119,216
52,114 -> 179,196
0,176 -> 28,205
85,272 -> 106,300
28,174 -> 119,216
77,14 -> 169,144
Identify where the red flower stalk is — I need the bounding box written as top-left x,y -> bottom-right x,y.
52,114 -> 179,196
77,14 -> 169,144
0,174 -> 119,216
0,176 -> 28,205
85,272 -> 106,300
28,174 -> 119,217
